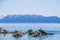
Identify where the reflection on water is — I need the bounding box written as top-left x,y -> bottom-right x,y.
0,23 -> 60,40
1,33 -> 42,40
0,33 -> 60,40
0,34 -> 44,40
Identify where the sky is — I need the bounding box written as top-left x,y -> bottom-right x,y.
0,0 -> 60,18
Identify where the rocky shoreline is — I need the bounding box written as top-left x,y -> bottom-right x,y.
0,27 -> 53,38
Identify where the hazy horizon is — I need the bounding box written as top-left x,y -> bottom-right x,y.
0,0 -> 60,18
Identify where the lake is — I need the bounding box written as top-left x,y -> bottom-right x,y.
0,23 -> 60,40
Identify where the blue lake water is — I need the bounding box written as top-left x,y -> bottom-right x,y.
0,23 -> 60,40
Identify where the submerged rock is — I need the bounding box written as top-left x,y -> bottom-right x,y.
0,29 -> 9,34
12,31 -> 24,38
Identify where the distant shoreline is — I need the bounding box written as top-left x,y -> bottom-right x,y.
0,15 -> 60,23
0,23 -> 60,24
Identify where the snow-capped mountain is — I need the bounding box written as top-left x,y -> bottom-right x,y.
0,15 -> 60,23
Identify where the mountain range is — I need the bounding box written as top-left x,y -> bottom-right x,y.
0,15 -> 60,23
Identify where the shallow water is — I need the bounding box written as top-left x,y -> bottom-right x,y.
0,23 -> 60,40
